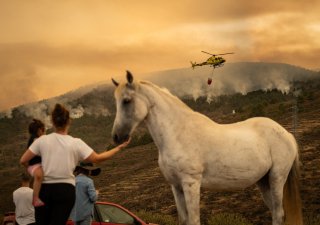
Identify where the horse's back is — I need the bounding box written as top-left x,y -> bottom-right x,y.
238,117 -> 297,154
224,117 -> 298,176
195,117 -> 297,190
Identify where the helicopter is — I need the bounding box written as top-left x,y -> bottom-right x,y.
191,51 -> 234,85
191,51 -> 234,69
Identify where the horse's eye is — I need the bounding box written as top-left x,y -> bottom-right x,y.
122,98 -> 131,105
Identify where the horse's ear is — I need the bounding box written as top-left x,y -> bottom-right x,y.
126,71 -> 133,84
111,78 -> 119,86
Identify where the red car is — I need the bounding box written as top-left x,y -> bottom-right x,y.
2,202 -> 157,225
67,201 -> 157,225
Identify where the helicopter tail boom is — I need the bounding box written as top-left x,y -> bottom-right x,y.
190,61 -> 197,69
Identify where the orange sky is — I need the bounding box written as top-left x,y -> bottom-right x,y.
0,0 -> 319,111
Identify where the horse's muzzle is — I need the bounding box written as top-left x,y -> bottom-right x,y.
113,133 -> 130,145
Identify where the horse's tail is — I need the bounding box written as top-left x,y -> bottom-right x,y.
283,147 -> 303,225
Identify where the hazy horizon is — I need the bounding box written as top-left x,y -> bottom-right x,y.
1,61 -> 319,125
1,0 -> 319,110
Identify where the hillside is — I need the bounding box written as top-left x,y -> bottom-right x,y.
0,63 -> 319,224
1,62 -> 318,122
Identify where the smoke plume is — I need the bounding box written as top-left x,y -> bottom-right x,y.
147,62 -> 318,102
1,62 -> 318,120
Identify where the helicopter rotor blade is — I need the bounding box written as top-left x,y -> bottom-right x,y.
201,51 -> 216,56
216,52 -> 234,56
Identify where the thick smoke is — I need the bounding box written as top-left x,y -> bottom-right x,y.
0,82 -> 111,122
84,105 -> 110,117
1,62 -> 318,120
1,82 -> 113,126
148,62 -> 318,102
70,105 -> 85,119
0,109 -> 13,119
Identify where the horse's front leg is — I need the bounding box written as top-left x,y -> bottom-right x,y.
171,184 -> 188,225
181,177 -> 201,225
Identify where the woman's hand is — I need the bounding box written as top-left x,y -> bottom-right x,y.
86,138 -> 132,163
118,137 -> 131,149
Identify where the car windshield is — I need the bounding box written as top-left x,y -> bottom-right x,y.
96,204 -> 136,224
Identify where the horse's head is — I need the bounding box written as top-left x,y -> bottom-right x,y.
111,71 -> 149,144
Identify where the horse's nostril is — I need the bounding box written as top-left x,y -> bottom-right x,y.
113,133 -> 130,144
124,134 -> 129,142
113,134 -> 119,144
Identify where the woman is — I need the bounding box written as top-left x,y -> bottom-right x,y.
20,103 -> 130,225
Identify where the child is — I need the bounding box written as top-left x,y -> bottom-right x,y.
72,162 -> 101,225
27,119 -> 45,207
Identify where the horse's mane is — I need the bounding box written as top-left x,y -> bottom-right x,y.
139,80 -> 191,111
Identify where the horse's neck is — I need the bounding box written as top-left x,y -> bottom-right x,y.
139,82 -> 192,149
140,82 -> 192,119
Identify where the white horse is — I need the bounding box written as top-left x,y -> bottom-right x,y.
111,71 -> 303,225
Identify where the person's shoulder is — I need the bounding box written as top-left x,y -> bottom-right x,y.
32,134 -> 48,142
33,133 -> 52,144
37,133 -> 53,141
73,137 -> 83,142
13,188 -> 20,195
76,174 -> 90,183
72,137 -> 88,146
77,174 -> 93,182
21,187 -> 33,191
13,187 -> 33,194
80,175 -> 94,183
23,187 -> 33,194
85,176 -> 94,185
13,187 -> 23,192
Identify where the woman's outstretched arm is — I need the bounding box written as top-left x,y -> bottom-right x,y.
85,139 -> 131,163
